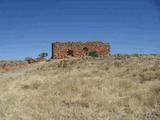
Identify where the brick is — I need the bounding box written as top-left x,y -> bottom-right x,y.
51,42 -> 111,59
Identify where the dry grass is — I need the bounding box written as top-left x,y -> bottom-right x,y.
0,55 -> 160,120
0,61 -> 27,73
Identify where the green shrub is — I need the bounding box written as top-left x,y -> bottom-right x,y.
88,51 -> 98,57
38,52 -> 48,59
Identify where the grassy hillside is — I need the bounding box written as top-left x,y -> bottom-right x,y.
0,55 -> 160,120
0,61 -> 27,73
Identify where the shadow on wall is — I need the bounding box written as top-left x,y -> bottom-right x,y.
67,49 -> 74,56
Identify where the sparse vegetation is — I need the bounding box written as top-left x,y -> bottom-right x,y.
114,61 -> 122,67
25,57 -> 33,61
37,52 -> 48,59
24,52 -> 48,64
88,51 -> 99,57
0,55 -> 160,120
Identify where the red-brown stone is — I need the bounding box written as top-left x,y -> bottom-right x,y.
51,42 -> 111,59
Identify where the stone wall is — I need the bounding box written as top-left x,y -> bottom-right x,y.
52,42 -> 111,59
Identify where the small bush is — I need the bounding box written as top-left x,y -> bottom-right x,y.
132,54 -> 143,57
38,52 -> 48,59
88,51 -> 98,57
114,54 -> 123,57
21,85 -> 30,89
25,57 -> 33,61
114,61 -> 122,67
105,67 -> 109,71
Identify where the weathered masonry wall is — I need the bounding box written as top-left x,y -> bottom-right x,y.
51,42 -> 111,59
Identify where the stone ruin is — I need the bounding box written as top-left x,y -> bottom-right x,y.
51,41 -> 111,59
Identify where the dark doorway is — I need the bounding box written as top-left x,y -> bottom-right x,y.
67,49 -> 74,56
83,47 -> 88,55
83,47 -> 88,52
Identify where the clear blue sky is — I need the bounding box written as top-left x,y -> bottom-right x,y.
0,0 -> 160,60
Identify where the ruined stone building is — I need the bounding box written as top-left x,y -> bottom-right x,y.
51,41 -> 111,59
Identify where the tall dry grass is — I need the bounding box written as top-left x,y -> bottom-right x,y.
0,55 -> 160,120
